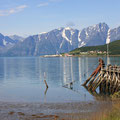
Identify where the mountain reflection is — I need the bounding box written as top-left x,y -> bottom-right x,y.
0,57 -> 119,102
0,57 -> 95,87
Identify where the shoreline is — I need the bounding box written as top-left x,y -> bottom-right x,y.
40,54 -> 120,58
0,100 -> 112,120
1,54 -> 120,58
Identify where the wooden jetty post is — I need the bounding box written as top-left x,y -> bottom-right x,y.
44,80 -> 48,88
44,72 -> 48,88
82,59 -> 120,95
82,58 -> 104,86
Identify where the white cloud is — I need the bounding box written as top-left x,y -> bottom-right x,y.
9,9 -> 15,14
37,2 -> 49,7
0,5 -> 28,16
66,22 -> 75,27
16,5 -> 27,10
37,0 -> 63,7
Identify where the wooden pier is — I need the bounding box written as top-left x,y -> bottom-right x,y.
82,58 -> 120,95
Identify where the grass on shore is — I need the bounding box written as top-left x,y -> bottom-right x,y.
90,99 -> 120,120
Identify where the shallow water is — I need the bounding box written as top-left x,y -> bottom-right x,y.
0,56 -> 120,103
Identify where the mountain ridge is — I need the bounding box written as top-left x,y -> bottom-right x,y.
1,22 -> 120,56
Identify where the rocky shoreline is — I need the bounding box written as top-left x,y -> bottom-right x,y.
0,101 -> 113,120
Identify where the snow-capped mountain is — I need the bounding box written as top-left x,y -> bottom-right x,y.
0,33 -> 20,47
9,35 -> 25,42
106,26 -> 120,43
5,28 -> 79,56
79,23 -> 109,46
2,22 -> 120,56
0,33 -> 21,54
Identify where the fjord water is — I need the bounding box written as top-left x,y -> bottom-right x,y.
0,57 -> 119,103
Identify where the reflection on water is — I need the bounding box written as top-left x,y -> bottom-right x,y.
0,56 -> 120,103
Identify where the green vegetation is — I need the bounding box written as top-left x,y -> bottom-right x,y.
102,101 -> 120,120
90,100 -> 120,120
70,40 -> 120,55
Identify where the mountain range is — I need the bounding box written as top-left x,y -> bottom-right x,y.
1,22 -> 120,56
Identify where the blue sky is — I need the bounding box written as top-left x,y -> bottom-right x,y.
0,0 -> 120,36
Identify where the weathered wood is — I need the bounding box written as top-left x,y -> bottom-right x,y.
89,72 -> 101,90
82,59 -> 120,96
88,65 -> 102,88
44,80 -> 48,88
92,72 -> 105,91
43,72 -> 49,88
82,58 -> 104,86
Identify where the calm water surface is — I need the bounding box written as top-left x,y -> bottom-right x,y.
0,56 -> 120,103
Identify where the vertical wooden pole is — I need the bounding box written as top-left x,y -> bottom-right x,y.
44,72 -> 48,88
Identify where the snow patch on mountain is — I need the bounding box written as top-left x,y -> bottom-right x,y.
39,32 -> 47,35
78,41 -> 86,48
107,27 -> 120,43
2,22 -> 120,56
62,28 -> 72,45
85,31 -> 89,38
78,31 -> 82,42
3,39 -> 7,46
106,29 -> 111,44
60,40 -> 64,48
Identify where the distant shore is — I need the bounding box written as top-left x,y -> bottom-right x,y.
40,54 -> 120,58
